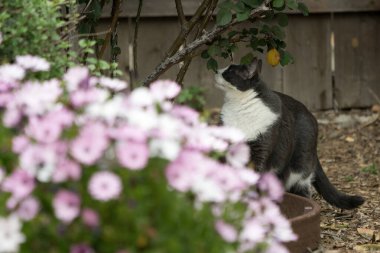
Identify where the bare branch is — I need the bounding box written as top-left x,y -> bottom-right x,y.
98,0 -> 121,59
175,0 -> 186,26
176,0 -> 218,85
133,0 -> 143,78
165,0 -> 212,59
143,1 -> 270,86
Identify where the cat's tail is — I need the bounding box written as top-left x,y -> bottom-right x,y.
312,160 -> 365,209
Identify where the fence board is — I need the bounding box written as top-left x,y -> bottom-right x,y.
101,0 -> 380,18
282,15 -> 332,110
334,13 -> 380,108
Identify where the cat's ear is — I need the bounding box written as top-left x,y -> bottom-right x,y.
246,58 -> 262,79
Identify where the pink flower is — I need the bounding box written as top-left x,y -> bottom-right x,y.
64,66 -> 90,91
16,196 -> 39,221
0,93 -> 13,106
239,217 -> 267,244
52,159 -> 81,183
2,169 -> 35,201
20,144 -> 56,182
70,87 -> 109,108
226,143 -> 250,168
116,141 -> 149,170
266,242 -> 289,253
15,79 -> 62,116
53,190 -> 80,223
88,171 -> 122,201
165,150 -> 204,192
258,173 -> 284,201
70,123 -> 109,165
108,125 -> 147,143
12,135 -> 29,154
81,208 -> 99,228
49,107 -> 74,128
26,116 -> 62,143
150,80 -> 180,101
171,105 -> 199,125
70,244 -> 94,253
99,76 -> 127,91
215,220 -> 237,242
16,55 -> 50,72
2,108 -> 21,127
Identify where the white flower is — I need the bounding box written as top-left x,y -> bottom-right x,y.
150,80 -> 180,101
98,77 -> 127,91
16,55 -> 50,72
85,94 -> 126,123
149,139 -> 180,161
0,64 -> 25,83
0,215 -> 25,253
128,87 -> 154,107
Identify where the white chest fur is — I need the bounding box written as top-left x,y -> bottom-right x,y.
221,89 -> 279,141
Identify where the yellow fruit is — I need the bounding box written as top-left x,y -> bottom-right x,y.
266,48 -> 280,67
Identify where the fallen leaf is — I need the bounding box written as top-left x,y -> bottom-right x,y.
345,136 -> 355,142
357,228 -> 376,240
354,244 -> 380,252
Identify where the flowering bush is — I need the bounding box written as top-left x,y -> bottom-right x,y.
0,55 -> 296,253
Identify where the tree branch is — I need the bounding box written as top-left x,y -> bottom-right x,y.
98,0 -> 121,59
175,0 -> 186,26
132,0 -> 143,78
143,1 -> 270,86
176,0 -> 218,85
165,0 -> 212,59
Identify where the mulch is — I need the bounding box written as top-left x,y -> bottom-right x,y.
313,109 -> 380,252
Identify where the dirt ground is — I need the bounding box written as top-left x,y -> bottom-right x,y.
313,108 -> 380,252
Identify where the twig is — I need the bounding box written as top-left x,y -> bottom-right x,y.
164,0 -> 212,59
175,0 -> 187,26
142,0 -> 270,86
98,0 -> 121,59
132,0 -> 143,80
176,0 -> 218,85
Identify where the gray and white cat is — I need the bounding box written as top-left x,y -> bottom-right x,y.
215,58 -> 364,209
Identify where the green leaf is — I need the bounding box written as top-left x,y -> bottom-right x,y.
236,10 -> 250,22
240,53 -> 255,65
272,0 -> 284,8
201,50 -> 210,59
228,31 -> 239,38
241,0 -> 263,8
279,50 -> 294,66
207,58 -> 218,72
98,60 -> 110,70
216,9 -> 232,26
286,0 -> 298,9
219,0 -> 235,10
276,13 -> 288,27
233,2 -> 247,12
298,2 -> 309,16
207,44 -> 220,56
271,25 -> 285,40
78,39 -> 87,48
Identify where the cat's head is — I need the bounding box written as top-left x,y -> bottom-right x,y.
215,58 -> 262,92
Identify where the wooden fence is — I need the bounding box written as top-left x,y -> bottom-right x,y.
98,0 -> 380,111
